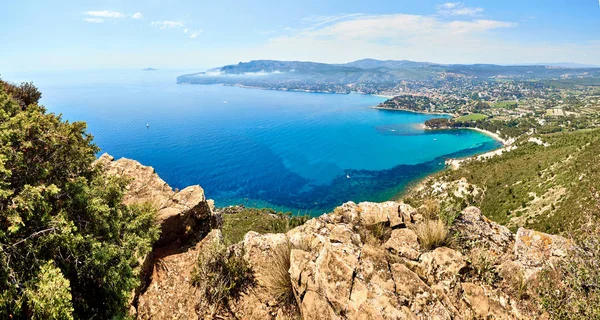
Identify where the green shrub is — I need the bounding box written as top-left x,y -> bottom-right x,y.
25,261 -> 74,320
220,207 -> 309,245
0,79 -> 42,108
0,81 -> 160,319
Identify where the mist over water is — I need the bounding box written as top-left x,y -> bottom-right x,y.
11,69 -> 501,215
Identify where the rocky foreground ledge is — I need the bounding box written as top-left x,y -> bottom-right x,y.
96,154 -> 571,319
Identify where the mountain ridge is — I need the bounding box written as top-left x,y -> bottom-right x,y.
177,59 -> 600,94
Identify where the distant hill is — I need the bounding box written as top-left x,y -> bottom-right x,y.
142,67 -> 158,71
514,62 -> 600,69
338,58 -> 436,69
177,59 -> 600,92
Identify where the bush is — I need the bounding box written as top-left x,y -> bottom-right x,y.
0,81 -> 160,318
1,80 -> 42,107
220,207 -> 309,245
24,261 -> 74,320
414,219 -> 448,250
191,240 -> 255,310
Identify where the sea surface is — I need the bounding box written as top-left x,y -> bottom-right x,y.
5,69 -> 501,215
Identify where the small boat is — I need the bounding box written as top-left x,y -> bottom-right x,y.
146,123 -> 149,127
223,100 -> 228,104
433,138 -> 437,141
346,174 -> 350,179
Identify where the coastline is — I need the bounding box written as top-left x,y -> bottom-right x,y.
461,127 -> 509,146
372,94 -> 396,99
371,106 -> 455,117
395,128 -> 513,198
179,82 -> 401,99
178,82 -> 510,203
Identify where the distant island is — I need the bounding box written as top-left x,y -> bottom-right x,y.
142,67 -> 158,71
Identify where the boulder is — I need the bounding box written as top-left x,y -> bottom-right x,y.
95,154 -> 216,317
461,282 -> 489,318
418,247 -> 467,286
95,153 -> 214,247
514,228 -> 572,277
384,228 -> 420,260
452,206 -> 514,254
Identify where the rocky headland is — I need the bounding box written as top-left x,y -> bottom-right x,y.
99,153 -> 572,319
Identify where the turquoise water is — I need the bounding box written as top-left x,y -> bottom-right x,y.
6,70 -> 501,215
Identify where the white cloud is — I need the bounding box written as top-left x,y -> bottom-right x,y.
184,28 -> 203,38
242,12 -> 519,65
188,30 -> 203,39
439,2 -> 461,9
84,18 -> 104,23
84,10 -> 125,19
302,13 -> 365,27
436,2 -> 484,16
132,12 -> 143,20
448,20 -> 516,34
284,14 -> 514,42
151,20 -> 184,29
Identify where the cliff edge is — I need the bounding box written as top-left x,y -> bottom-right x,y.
100,154 -> 571,319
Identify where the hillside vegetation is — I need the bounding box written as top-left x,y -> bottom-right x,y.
414,129 -> 600,234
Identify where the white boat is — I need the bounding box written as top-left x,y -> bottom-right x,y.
146,123 -> 149,127
346,174 -> 350,179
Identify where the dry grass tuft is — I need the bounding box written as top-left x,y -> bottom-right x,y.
419,198 -> 441,220
356,222 -> 392,246
414,219 -> 448,250
263,241 -> 297,310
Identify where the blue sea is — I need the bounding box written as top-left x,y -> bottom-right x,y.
5,69 -> 501,215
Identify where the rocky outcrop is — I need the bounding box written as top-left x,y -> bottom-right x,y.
105,156 -> 571,319
286,201 -> 501,319
95,153 -> 214,246
133,198 -> 573,319
514,228 -> 573,278
94,154 -> 216,317
452,206 -> 514,254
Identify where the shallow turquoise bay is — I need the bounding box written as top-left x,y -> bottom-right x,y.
11,69 -> 501,215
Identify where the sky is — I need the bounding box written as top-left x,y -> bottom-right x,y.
1,0 -> 599,72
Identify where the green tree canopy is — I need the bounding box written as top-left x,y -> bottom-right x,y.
0,81 -> 159,319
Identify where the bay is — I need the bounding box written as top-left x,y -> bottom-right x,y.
5,69 -> 501,215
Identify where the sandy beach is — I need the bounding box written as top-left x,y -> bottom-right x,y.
462,127 -> 510,146
372,94 -> 396,99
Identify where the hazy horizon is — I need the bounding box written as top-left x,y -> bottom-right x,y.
2,0 -> 600,73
